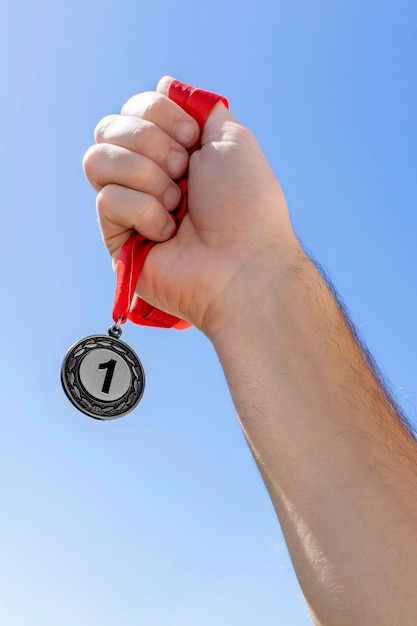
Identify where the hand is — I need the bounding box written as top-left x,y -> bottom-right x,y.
83,77 -> 296,334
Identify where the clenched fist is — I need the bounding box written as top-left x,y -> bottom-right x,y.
83,76 -> 295,336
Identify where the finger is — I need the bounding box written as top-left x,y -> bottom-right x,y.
97,184 -> 177,258
157,75 -> 240,147
94,114 -> 189,180
156,75 -> 173,96
121,91 -> 200,149
201,100 -> 240,145
83,143 -> 181,211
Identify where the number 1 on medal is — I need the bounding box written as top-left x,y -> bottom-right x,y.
61,334 -> 145,419
98,358 -> 116,394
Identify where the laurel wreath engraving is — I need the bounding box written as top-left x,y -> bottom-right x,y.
62,335 -> 145,419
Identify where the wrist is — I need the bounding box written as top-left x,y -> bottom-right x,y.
202,234 -> 305,344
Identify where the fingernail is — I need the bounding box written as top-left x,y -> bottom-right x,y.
174,121 -> 198,145
163,185 -> 180,209
166,150 -> 187,177
161,217 -> 176,239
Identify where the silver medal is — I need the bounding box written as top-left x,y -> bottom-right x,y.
61,323 -> 145,420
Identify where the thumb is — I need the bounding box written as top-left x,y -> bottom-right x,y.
156,76 -> 238,142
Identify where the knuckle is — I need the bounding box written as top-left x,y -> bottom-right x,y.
96,184 -> 117,217
131,119 -> 152,144
82,144 -> 109,180
82,144 -> 100,180
94,114 -> 117,142
120,94 -> 139,115
142,93 -> 165,117
121,91 -> 164,119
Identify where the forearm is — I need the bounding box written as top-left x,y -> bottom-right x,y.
208,243 -> 417,625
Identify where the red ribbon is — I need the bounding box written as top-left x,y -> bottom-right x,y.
112,79 -> 228,329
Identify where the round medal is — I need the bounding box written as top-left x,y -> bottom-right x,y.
61,330 -> 145,420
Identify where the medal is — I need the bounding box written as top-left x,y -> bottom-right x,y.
61,321 -> 145,420
61,79 -> 227,419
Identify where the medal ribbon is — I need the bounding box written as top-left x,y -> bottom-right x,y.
112,79 -> 228,330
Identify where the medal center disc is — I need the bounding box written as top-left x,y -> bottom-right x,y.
79,348 -> 131,401
61,334 -> 145,420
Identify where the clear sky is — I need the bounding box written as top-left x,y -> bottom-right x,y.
1,1 -> 416,624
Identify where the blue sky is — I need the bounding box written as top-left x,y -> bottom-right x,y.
1,1 -> 416,624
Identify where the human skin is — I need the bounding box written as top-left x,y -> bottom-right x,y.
83,77 -> 417,625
